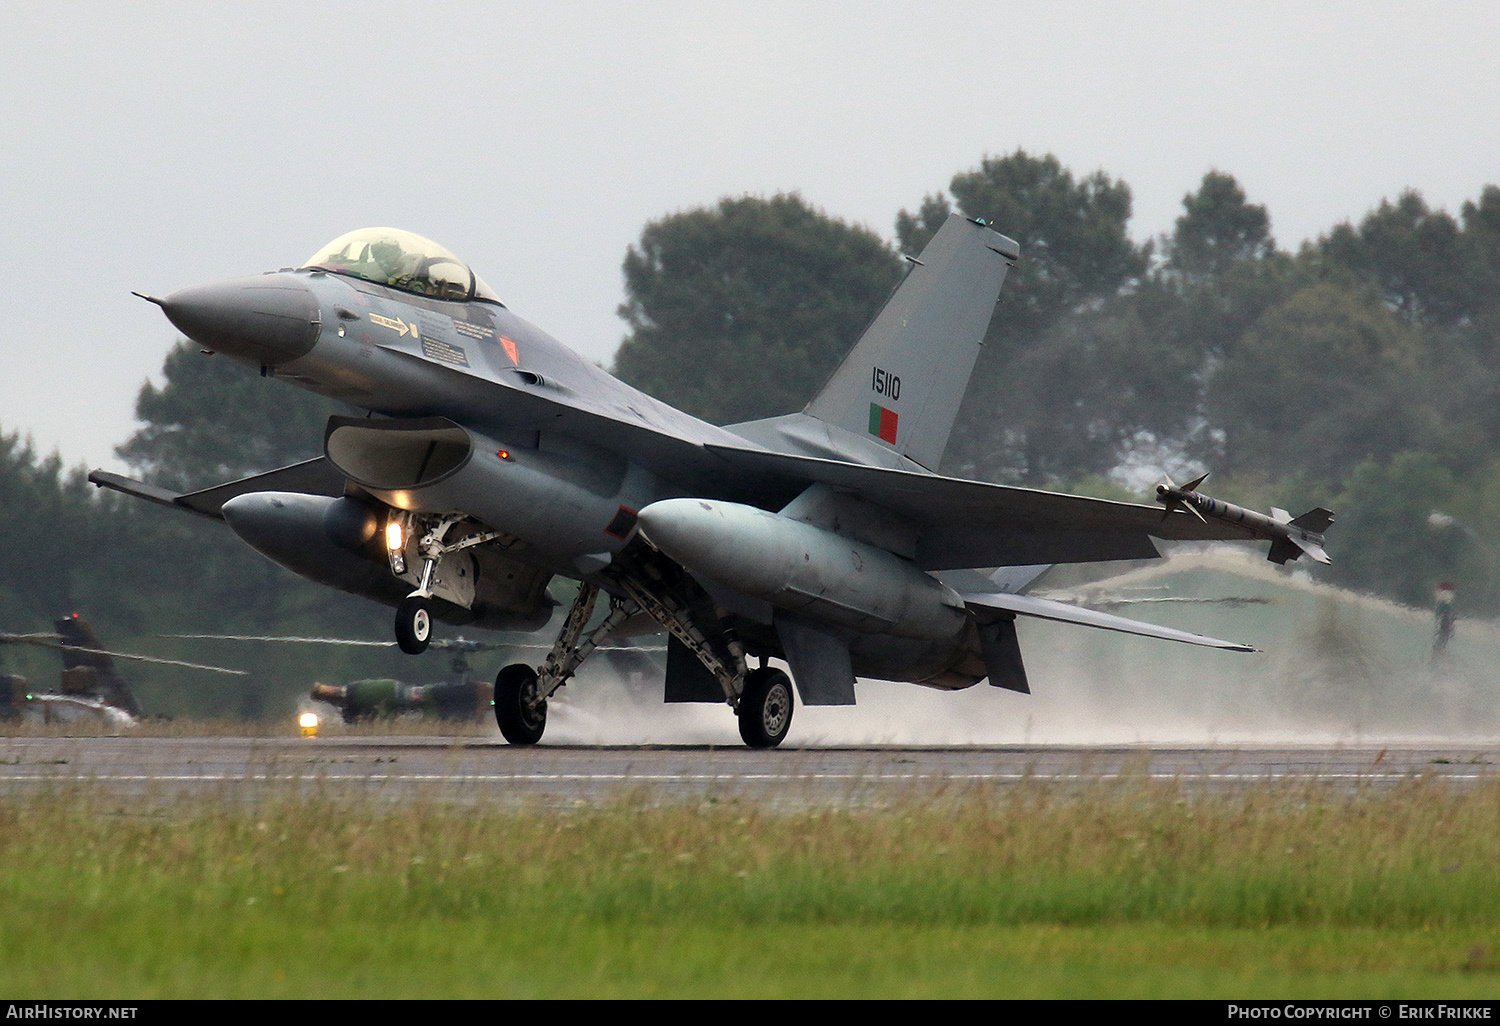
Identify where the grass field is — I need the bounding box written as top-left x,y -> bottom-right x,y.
3,775 -> 1500,998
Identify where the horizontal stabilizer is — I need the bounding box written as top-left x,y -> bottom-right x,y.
960,590 -> 1255,652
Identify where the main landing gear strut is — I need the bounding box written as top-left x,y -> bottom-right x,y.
492,582 -> 638,745
489,554 -> 793,749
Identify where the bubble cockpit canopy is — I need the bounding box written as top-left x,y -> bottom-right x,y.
302,227 -> 502,304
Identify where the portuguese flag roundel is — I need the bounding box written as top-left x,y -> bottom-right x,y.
868,402 -> 898,444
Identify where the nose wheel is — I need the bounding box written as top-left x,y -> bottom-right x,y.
395,596 -> 432,654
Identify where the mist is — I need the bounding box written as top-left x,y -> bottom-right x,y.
531,551 -> 1500,747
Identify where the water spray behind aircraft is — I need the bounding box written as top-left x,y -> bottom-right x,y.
1156,474 -> 1334,565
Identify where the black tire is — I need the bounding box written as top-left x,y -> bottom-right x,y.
494,663 -> 547,745
737,667 -> 794,748
395,596 -> 433,655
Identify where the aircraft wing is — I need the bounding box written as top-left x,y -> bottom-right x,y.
88,457 -> 346,520
703,443 -> 1261,570
959,589 -> 1255,652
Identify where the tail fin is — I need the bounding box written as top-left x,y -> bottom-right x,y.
804,214 -> 1018,470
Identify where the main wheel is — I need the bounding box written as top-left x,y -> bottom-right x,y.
737,667 -> 794,748
395,597 -> 433,654
494,663 -> 547,745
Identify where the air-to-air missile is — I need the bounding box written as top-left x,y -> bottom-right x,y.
1155,473 -> 1334,565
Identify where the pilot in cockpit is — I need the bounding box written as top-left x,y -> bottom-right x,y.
369,238 -> 418,287
305,227 -> 502,304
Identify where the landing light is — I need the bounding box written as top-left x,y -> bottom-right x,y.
386,521 -> 404,551
299,712 -> 319,737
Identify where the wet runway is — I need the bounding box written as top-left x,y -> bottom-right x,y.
0,735 -> 1494,806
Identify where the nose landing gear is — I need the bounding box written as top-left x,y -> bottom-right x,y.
389,513 -> 506,654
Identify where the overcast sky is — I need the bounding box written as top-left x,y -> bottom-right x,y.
4,1 -> 1498,476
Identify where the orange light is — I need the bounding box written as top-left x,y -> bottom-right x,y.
385,521 -> 404,551
497,450 -> 510,460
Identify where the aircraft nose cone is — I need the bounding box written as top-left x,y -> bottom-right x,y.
156,274 -> 320,366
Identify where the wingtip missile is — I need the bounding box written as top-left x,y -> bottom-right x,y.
1157,474 -> 1207,523
1155,473 -> 1334,565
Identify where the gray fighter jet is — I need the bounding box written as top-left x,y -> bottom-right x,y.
92,217 -> 1331,747
1,613 -> 245,725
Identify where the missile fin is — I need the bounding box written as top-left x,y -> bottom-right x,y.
1267,535 -> 1331,566
1295,539 -> 1331,565
1267,537 -> 1301,565
1160,497 -> 1206,524
1157,473 -> 1207,522
1290,507 -> 1336,534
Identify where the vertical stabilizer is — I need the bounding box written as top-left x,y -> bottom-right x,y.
804,214 -> 1018,470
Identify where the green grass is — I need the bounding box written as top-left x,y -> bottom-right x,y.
3,778 -> 1500,997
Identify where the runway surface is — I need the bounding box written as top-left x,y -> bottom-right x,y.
0,735 -> 1495,806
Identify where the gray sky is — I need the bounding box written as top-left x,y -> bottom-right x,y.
5,1 -> 1498,476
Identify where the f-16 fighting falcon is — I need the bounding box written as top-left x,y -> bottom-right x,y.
92,217 -> 1334,747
